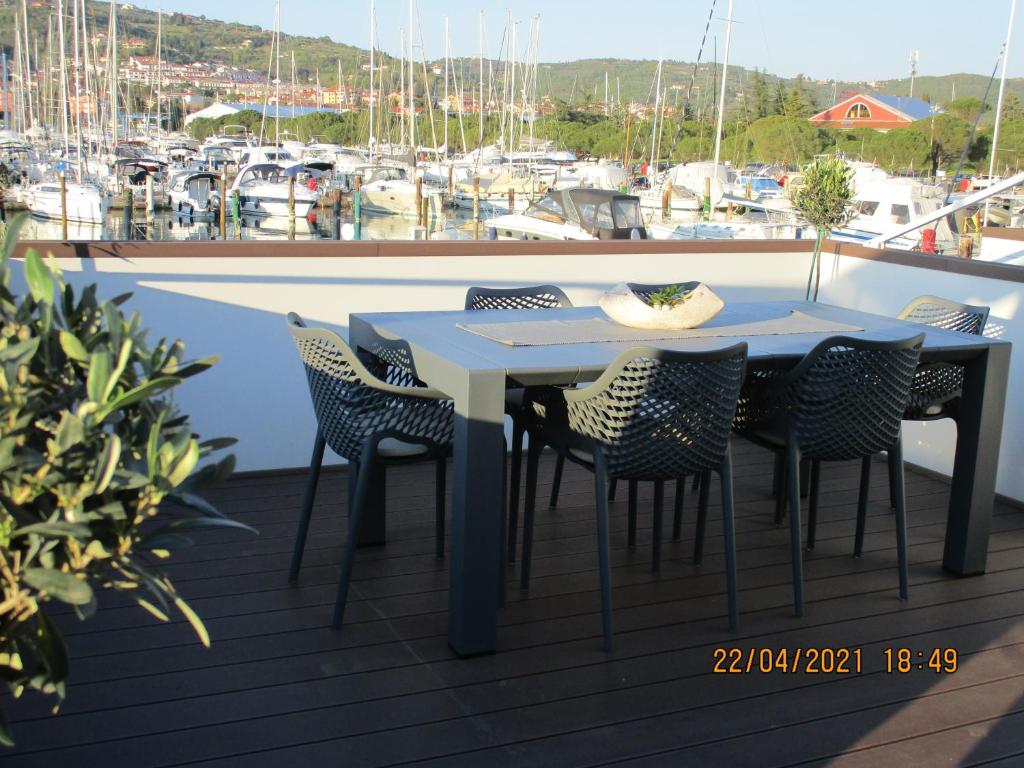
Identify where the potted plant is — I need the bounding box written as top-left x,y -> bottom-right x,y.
793,156 -> 854,301
0,217 -> 249,745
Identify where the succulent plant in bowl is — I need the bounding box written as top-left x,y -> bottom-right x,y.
647,284 -> 694,309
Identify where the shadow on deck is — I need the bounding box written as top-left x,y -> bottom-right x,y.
5,439 -> 1024,766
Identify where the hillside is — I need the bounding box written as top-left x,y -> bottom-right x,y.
1,0 -> 1023,112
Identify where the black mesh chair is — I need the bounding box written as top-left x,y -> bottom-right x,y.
521,343 -> 749,652
736,334 -> 924,617
898,295 -> 989,422
465,285 -> 572,563
287,314 -> 454,627
889,296 -> 990,509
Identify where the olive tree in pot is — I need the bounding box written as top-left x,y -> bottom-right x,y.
0,217 -> 251,745
792,156 -> 853,301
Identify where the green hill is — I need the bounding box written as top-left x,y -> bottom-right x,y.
1,0 -> 1022,113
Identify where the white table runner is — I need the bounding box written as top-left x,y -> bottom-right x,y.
457,310 -> 864,346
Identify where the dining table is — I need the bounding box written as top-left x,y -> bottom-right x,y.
349,300 -> 1012,657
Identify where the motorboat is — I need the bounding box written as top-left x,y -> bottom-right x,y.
230,163 -> 319,218
832,178 -> 953,251
357,164 -> 440,217
451,172 -> 547,214
485,188 -> 647,240
26,178 -> 110,224
167,170 -> 222,218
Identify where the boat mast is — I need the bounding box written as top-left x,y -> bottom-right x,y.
650,58 -> 662,176
479,10 -> 484,148
274,0 -> 281,148
400,27 -> 406,150
711,0 -> 734,188
444,16 -> 449,157
369,0 -> 375,157
21,0 -> 33,129
109,0 -> 118,147
985,0 -> 1018,223
71,0 -> 83,179
57,0 -> 70,164
155,7 -> 162,138
408,0 -> 415,152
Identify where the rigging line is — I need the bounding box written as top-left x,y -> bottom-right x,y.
667,0 -> 718,160
754,0 -> 801,164
946,50 -> 1003,204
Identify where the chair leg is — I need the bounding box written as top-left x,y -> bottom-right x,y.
720,448 -> 739,631
652,481 -> 664,573
627,479 -> 638,548
888,450 -> 897,511
507,418 -> 525,563
773,452 -> 786,525
854,456 -> 872,557
594,453 -> 614,653
434,458 -> 447,560
672,477 -> 685,541
548,452 -> 565,509
694,471 -> 711,565
519,434 -> 543,590
890,435 -> 910,600
786,438 -> 804,617
333,446 -> 375,628
289,431 -> 326,584
807,460 -> 821,550
691,472 -> 700,493
608,479 -> 618,502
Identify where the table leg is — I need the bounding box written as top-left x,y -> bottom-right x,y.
448,370 -> 506,656
354,462 -> 386,546
945,344 -> 1010,575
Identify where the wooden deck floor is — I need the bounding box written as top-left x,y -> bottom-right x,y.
5,439 -> 1024,767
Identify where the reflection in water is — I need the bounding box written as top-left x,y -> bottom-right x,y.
16,208 -> 481,242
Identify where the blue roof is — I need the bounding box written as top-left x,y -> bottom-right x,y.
867,93 -> 938,121
225,103 -> 329,118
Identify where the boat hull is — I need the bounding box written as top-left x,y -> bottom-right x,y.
27,184 -> 110,224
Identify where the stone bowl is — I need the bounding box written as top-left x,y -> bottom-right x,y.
598,281 -> 725,330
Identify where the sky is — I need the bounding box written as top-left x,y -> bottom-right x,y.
139,0 -> 1024,83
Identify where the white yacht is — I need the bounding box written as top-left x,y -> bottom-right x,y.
358,165 -> 440,217
230,163 -> 319,218
167,170 -> 222,218
485,189 -> 647,240
26,178 -> 110,224
832,178 -> 953,251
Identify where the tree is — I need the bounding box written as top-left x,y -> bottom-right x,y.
913,114 -> 972,175
747,115 -> 829,165
945,97 -> 988,122
793,156 -> 853,301
751,69 -> 773,119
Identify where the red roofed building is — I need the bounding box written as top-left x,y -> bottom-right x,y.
809,93 -> 938,132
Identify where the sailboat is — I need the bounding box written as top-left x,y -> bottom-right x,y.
26,0 -> 109,224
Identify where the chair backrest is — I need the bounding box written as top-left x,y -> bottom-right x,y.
286,313 -> 451,460
465,285 -> 572,311
782,334 -> 924,461
898,295 -> 989,336
626,281 -> 701,304
566,344 -> 748,480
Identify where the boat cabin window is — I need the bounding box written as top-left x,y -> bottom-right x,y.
891,204 -> 911,224
613,198 -> 644,229
857,200 -> 880,216
525,195 -> 565,224
595,203 -> 614,229
846,103 -> 871,119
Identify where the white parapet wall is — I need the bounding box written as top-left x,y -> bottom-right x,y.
818,243 -> 1024,504
10,238 -> 1023,504
10,240 -> 815,472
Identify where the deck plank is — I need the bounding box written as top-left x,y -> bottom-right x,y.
3,440 -> 1023,767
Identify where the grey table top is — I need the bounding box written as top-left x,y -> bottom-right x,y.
351,300 -> 1009,387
